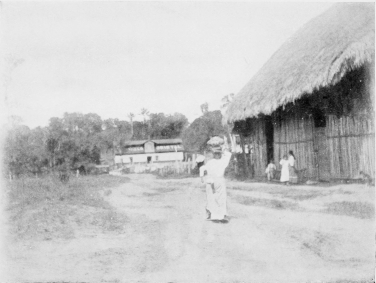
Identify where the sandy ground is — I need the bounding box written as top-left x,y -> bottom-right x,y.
3,174 -> 375,282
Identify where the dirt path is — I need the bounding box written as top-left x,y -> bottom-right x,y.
4,174 -> 374,282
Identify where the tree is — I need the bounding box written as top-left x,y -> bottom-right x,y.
5,124 -> 31,177
3,110 -> 188,177
163,113 -> 189,138
132,121 -> 146,140
46,113 -> 105,169
140,108 -> 150,122
4,123 -> 49,177
140,108 -> 150,138
182,110 -> 228,152
200,102 -> 209,115
127,113 -> 135,138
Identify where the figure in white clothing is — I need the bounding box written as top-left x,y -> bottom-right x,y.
200,136 -> 232,221
265,160 -> 276,181
288,150 -> 298,184
280,155 -> 290,184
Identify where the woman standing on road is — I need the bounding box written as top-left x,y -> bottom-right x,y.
200,136 -> 232,221
288,150 -> 298,184
280,155 -> 290,185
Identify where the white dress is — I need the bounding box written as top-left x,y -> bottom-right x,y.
280,159 -> 289,182
200,151 -> 232,220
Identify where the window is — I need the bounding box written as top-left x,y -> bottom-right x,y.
155,156 -> 159,161
129,157 -> 133,164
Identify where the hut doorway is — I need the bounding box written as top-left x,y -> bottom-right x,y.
312,110 -> 330,181
265,117 -> 274,164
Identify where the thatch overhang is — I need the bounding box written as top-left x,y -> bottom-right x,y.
226,3 -> 375,123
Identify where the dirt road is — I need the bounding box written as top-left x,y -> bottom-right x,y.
4,174 -> 375,282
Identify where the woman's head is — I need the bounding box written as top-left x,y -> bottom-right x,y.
283,154 -> 287,160
213,152 -> 222,159
288,150 -> 295,158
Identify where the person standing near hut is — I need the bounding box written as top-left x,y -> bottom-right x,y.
265,160 -> 277,181
280,155 -> 290,185
200,136 -> 232,221
288,150 -> 298,184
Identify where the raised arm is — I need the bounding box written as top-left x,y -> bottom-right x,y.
220,136 -> 233,167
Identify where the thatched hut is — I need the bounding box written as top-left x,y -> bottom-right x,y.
225,3 -> 375,181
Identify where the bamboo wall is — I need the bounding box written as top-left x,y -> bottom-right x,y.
273,114 -> 375,180
273,115 -> 316,178
245,119 -> 268,176
236,104 -> 375,180
326,115 -> 375,179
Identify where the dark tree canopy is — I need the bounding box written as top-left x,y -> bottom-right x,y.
182,110 -> 228,152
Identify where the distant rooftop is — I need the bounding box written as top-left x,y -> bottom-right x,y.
124,139 -> 183,146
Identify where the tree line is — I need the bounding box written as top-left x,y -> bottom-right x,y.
3,105 -> 228,177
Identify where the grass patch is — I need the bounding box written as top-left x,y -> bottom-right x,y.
271,189 -> 335,201
155,173 -> 196,180
7,174 -> 130,209
232,195 -> 299,210
154,187 -> 177,193
230,185 -> 343,201
143,192 -> 161,197
324,201 -> 374,219
6,175 -> 130,241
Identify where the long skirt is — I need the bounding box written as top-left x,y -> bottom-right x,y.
280,166 -> 289,182
289,166 -> 298,183
205,178 -> 227,220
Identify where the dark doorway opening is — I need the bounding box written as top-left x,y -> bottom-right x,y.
147,156 -> 152,164
312,108 -> 326,128
265,116 -> 274,165
312,109 -> 330,181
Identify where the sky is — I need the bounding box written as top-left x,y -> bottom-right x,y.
1,1 -> 334,128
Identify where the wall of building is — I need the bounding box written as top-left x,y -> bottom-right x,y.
273,112 -> 375,180
244,119 -> 268,177
115,152 -> 184,164
325,114 -> 375,179
273,114 -> 316,179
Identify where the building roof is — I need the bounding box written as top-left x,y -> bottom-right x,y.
226,3 -> 375,122
124,138 -> 183,147
153,138 -> 183,145
125,140 -> 148,146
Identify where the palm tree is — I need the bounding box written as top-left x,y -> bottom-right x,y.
140,108 -> 150,123
140,108 -> 150,139
127,113 -> 135,138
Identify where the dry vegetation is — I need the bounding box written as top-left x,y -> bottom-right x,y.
6,175 -> 130,241
324,201 -> 374,219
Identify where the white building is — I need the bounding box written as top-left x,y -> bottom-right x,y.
115,139 -> 184,164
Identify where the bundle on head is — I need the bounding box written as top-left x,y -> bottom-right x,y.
207,136 -> 223,157
207,136 -> 224,146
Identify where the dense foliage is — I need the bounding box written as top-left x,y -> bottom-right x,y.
182,110 -> 229,152
4,111 -> 188,177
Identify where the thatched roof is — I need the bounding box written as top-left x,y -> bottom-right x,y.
226,3 -> 375,122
